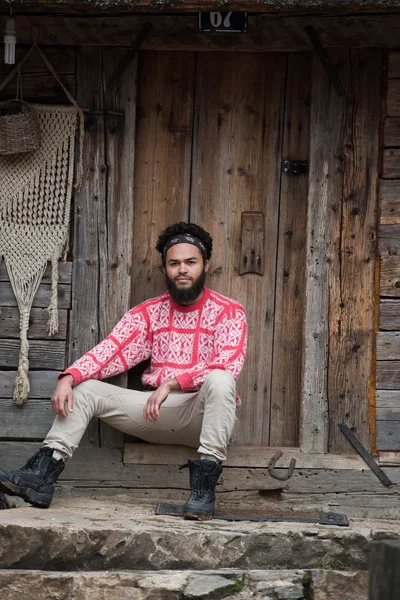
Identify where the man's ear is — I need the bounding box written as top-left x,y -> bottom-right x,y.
204,260 -> 210,273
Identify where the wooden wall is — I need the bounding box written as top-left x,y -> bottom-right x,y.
0,48 -> 75,440
376,51 -> 400,451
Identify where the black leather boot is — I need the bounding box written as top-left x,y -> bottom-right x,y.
0,447 -> 65,508
180,459 -> 222,521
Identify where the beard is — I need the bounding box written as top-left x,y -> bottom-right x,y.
166,268 -> 207,305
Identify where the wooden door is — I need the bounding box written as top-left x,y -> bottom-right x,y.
132,51 -> 311,447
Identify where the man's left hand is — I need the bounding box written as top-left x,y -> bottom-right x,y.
143,378 -> 180,423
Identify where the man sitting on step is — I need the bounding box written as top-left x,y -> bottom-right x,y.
0,222 -> 247,520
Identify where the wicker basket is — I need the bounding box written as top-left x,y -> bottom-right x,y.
0,100 -> 41,154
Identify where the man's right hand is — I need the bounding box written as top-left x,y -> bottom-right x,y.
51,374 -> 74,417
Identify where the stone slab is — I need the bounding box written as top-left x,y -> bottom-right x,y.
0,498 -> 399,572
0,568 -> 369,600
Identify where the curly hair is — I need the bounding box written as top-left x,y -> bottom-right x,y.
156,222 -> 213,263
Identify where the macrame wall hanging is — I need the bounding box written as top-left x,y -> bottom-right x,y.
0,42 -> 84,405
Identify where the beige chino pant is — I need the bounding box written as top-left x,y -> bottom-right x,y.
44,369 -> 236,462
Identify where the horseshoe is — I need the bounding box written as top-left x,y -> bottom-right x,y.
267,451 -> 296,481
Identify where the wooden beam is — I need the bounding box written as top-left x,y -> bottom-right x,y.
380,300 -> 400,330
379,180 -> 400,224
388,51 -> 400,78
377,361 -> 400,388
379,224 -> 400,255
380,255 -> 400,296
383,118 -> 400,147
0,282 -> 71,309
383,149 -> 400,178
68,47 -> 105,448
0,398 -> 54,438
1,15 -> 400,50
123,443 -> 367,470
270,52 -> 311,447
0,371 -> 59,398
0,307 -> 68,340
0,339 -> 65,370
377,421 -> 400,450
2,442 -> 399,494
300,52 -> 340,453
98,47 -> 137,449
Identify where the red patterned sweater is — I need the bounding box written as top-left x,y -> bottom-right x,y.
61,287 -> 247,404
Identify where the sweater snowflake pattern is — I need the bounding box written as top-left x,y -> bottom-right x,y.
62,287 -> 247,404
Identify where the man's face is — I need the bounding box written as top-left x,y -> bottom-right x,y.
165,243 -> 209,304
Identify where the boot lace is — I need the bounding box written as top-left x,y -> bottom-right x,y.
20,451 -> 43,473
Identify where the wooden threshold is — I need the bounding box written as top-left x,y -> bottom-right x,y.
124,443 -> 367,470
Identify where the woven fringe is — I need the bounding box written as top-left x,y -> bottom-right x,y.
6,262 -> 47,405
47,256 -> 59,336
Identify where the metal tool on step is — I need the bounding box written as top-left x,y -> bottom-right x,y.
268,451 -> 296,481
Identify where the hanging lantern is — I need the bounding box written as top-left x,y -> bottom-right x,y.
4,15 -> 16,65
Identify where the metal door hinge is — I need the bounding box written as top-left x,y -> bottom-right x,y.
282,159 -> 308,175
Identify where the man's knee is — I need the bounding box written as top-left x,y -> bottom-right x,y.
203,369 -> 235,397
72,380 -> 97,406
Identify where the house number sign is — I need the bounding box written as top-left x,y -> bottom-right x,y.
198,12 -> 248,33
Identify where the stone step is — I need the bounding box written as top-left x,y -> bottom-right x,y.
0,568 -> 368,600
0,498 -> 399,573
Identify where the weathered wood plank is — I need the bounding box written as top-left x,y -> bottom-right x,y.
0,307 -> 68,340
0,339 -> 65,370
379,224 -> 400,256
300,52 -> 343,453
0,371 -> 59,398
327,49 -> 380,454
377,332 -> 400,360
384,118 -> 400,147
380,255 -> 400,297
388,52 -> 400,78
131,51 -> 194,304
377,421 -> 400,450
379,451 -> 400,465
376,361 -> 400,388
190,52 -> 286,446
0,46 -> 76,76
98,48 -> 137,449
270,52 -> 311,447
0,73 -> 76,103
383,149 -> 400,178
3,15 -> 400,50
376,407 -> 400,420
0,399 -> 54,438
1,442 -> 398,494
69,47 -> 105,448
124,443 -> 366,470
387,79 -> 400,118
0,282 -> 71,309
376,390 -> 400,408
0,261 -> 72,284
379,180 -> 400,225
380,300 -> 400,330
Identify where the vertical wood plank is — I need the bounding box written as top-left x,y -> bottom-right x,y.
270,52 -> 311,447
328,49 -> 381,453
131,51 -> 195,306
190,52 -> 287,446
300,51 -> 345,453
98,49 -> 138,448
70,47 -> 105,447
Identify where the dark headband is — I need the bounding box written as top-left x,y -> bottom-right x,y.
163,234 -> 207,260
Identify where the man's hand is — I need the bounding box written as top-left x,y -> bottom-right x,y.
143,378 -> 180,424
51,374 -> 74,418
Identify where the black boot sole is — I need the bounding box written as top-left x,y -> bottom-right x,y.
0,479 -> 52,508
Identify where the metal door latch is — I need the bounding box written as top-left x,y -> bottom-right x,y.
282,160 -> 308,175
